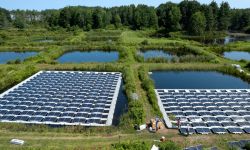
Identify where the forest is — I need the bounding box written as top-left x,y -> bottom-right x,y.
0,0 -> 250,36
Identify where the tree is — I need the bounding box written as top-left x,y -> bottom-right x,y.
0,12 -> 9,28
204,6 -> 216,31
92,8 -> 105,29
210,1 -> 219,30
179,0 -> 201,30
13,16 -> 26,29
134,5 -> 157,29
157,2 -> 182,32
218,2 -> 230,30
189,11 -> 206,35
58,7 -> 71,28
113,14 -> 121,28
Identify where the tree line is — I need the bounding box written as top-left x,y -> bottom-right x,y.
0,0 -> 250,35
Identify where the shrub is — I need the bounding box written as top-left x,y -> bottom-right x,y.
244,143 -> 250,150
158,141 -> 181,150
111,141 -> 151,150
141,39 -> 149,45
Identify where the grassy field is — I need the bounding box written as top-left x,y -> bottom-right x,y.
0,28 -> 250,149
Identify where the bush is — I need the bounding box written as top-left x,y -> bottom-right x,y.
246,62 -> 250,69
111,141 -> 151,150
138,66 -> 162,116
244,143 -> 250,150
158,141 -> 181,150
244,26 -> 250,34
141,40 -> 149,45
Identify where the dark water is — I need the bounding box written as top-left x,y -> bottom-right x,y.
151,71 -> 249,89
34,39 -> 54,43
223,51 -> 250,61
57,51 -> 119,63
0,52 -> 38,64
112,82 -> 128,125
138,50 -> 174,60
203,35 -> 250,45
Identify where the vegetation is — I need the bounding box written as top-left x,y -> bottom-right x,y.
111,141 -> 151,150
158,141 -> 181,150
0,1 -> 249,35
138,66 -> 161,116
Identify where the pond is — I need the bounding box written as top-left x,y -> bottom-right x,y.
0,52 -> 38,64
138,50 -> 174,60
151,71 -> 249,89
34,39 -> 54,43
223,51 -> 250,61
112,82 -> 128,126
203,35 -> 250,45
57,51 -> 119,63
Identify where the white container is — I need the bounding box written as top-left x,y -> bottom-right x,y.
10,139 -> 24,145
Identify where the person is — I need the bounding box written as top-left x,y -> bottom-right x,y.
177,118 -> 181,129
187,123 -> 190,136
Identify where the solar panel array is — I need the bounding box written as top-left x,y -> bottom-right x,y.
156,89 -> 250,134
0,71 -> 122,126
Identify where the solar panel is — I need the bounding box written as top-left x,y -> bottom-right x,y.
156,89 -> 250,134
211,128 -> 228,134
195,128 -> 211,134
0,71 -> 122,126
227,128 -> 244,134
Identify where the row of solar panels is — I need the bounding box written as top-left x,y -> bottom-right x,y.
0,110 -> 108,118
179,121 -> 250,128
163,102 -> 250,107
0,106 -> 110,113
168,111 -> 250,117
179,127 -> 250,135
0,115 -> 106,125
160,95 -> 250,99
0,97 -> 113,103
0,102 -> 113,108
165,107 -> 250,112
158,89 -> 250,93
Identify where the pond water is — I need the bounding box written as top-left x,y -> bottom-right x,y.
138,50 -> 174,60
151,71 -> 249,89
112,82 -> 128,126
223,51 -> 250,61
57,51 -> 119,63
0,52 -> 38,64
203,35 -> 250,45
34,39 -> 54,43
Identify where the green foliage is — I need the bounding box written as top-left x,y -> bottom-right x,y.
134,5 -> 158,29
158,141 -> 181,150
13,17 -> 26,29
138,66 -> 162,116
122,67 -> 145,125
246,62 -> 250,70
141,39 -> 149,45
218,2 -> 230,30
204,6 -> 216,32
6,59 -> 21,64
244,26 -> 250,34
157,2 -> 182,32
243,143 -> 250,150
114,14 -> 122,28
179,0 -> 201,30
111,141 -> 151,150
189,12 -> 206,36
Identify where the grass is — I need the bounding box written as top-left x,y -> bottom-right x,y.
0,28 -> 250,149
